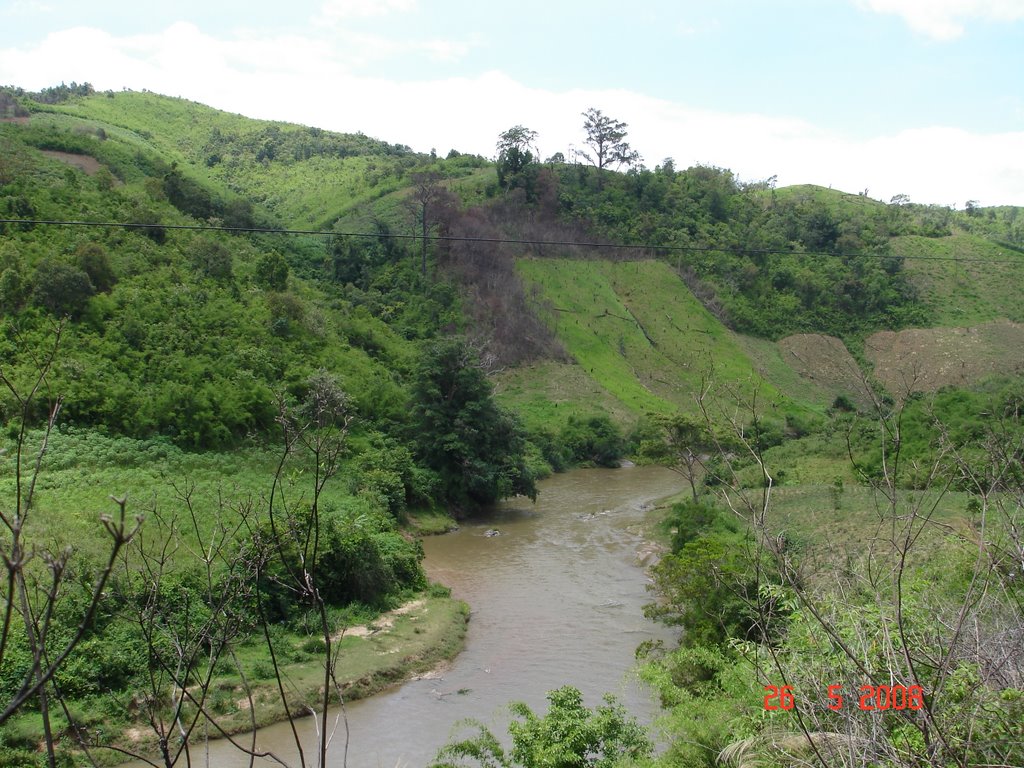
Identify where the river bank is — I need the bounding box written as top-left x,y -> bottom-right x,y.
104,465 -> 685,768
96,595 -> 469,766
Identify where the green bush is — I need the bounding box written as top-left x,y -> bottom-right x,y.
31,257 -> 94,317
257,504 -> 426,621
75,242 -> 116,292
559,414 -> 625,467
431,685 -> 652,768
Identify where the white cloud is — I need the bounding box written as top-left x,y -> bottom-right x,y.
326,29 -> 479,66
1,23 -> 1022,206
857,0 -> 1024,39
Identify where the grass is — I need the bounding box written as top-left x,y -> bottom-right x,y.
3,595 -> 469,766
36,91 -> 493,232
895,233 -> 1024,326
512,258 -> 827,423
770,184 -> 888,214
34,91 -> 419,229
493,359 -> 640,431
516,259 -> 678,415
407,509 -> 459,535
732,334 -> 843,413
2,427 -> 315,559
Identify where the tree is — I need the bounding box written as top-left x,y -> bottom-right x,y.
639,412 -> 718,501
75,243 -> 116,293
191,239 -> 234,281
256,250 -> 289,291
31,258 -> 95,317
410,171 -> 445,278
410,338 -> 537,514
579,108 -> 641,171
431,686 -> 652,768
495,125 -> 538,189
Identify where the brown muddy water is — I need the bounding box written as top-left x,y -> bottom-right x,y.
145,465 -> 685,767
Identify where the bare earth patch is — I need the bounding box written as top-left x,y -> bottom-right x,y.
40,149 -> 103,175
339,598 -> 427,639
866,320 -> 1024,395
777,333 -> 873,408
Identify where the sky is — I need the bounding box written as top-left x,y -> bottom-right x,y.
2,0 -> 1023,206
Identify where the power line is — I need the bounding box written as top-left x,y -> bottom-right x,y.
2,217 -> 1023,265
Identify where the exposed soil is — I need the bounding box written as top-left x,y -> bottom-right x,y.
866,320 -> 1024,395
339,598 -> 427,639
40,149 -> 103,175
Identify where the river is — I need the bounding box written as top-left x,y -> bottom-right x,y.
150,465 -> 684,767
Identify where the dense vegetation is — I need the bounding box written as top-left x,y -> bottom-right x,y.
634,386 -> 1024,767
2,84 -> 1024,766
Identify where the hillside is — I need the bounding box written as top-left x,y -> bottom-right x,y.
500,259 -> 842,422
4,85 -> 1024,438
4,85 -> 1024,441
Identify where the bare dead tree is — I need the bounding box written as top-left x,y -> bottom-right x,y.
252,370 -> 353,768
100,485 -> 263,768
409,171 -> 446,278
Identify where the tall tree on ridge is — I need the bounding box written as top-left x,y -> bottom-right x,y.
579,108 -> 642,171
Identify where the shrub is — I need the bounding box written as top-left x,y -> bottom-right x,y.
256,250 -> 289,291
559,414 -> 625,467
31,258 -> 94,317
75,242 -> 117,292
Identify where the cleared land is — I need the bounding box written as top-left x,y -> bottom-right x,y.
772,334 -> 872,409
866,319 -> 1024,394
896,233 -> 1024,325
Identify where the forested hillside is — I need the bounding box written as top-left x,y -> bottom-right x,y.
2,84 -> 1024,767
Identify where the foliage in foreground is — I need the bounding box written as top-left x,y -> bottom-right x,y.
431,685 -> 652,768
639,388 -> 1024,767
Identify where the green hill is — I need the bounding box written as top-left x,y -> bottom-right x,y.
5,85 -> 1024,430
30,89 -> 494,229
5,85 -> 1024,434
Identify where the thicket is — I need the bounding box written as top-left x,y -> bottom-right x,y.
843,377 -> 1024,489
638,385 -> 1024,767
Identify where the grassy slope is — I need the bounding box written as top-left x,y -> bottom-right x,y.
770,183 -> 889,214
46,92 -> 495,232
895,232 -> 1024,325
36,91 -> 419,228
501,259 -> 840,428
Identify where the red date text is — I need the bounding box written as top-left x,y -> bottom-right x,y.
764,684 -> 924,711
